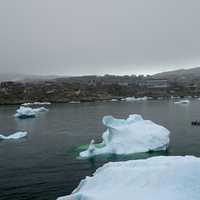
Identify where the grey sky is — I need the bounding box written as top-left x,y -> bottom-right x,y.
1,0 -> 200,76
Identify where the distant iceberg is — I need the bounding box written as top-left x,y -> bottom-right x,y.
15,106 -> 48,118
69,101 -> 81,104
22,102 -> 51,106
79,114 -> 170,158
0,131 -> 27,140
125,96 -> 148,102
57,156 -> 200,200
174,99 -> 190,104
110,99 -> 118,102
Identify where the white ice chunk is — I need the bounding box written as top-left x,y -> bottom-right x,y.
125,96 -> 147,102
0,131 -> 28,140
174,99 -> 190,104
69,101 -> 81,104
80,114 -> 170,158
22,102 -> 51,106
57,156 -> 200,200
15,106 -> 48,118
110,99 -> 118,102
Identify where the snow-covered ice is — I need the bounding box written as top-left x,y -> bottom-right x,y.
174,100 -> 190,104
22,102 -> 51,106
57,156 -> 200,200
0,131 -> 28,140
80,114 -> 170,158
15,106 -> 48,118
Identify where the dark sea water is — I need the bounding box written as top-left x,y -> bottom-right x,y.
1,100 -> 200,200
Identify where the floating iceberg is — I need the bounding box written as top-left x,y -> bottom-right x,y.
22,102 -> 51,106
110,99 -> 118,102
80,114 -> 170,158
15,106 -> 48,118
69,101 -> 81,104
174,100 -> 190,104
125,96 -> 147,102
0,131 -> 28,140
57,156 -> 200,200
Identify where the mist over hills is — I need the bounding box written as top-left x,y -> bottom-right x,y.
0,73 -> 62,82
1,67 -> 200,82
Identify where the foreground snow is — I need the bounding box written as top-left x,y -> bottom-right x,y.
0,131 -> 28,140
22,102 -> 51,106
57,156 -> 200,200
80,114 -> 170,158
174,99 -> 190,104
15,106 -> 48,118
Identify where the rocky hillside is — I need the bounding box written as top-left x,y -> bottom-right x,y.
153,67 -> 200,82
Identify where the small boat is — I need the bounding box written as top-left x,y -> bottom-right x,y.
191,121 -> 200,126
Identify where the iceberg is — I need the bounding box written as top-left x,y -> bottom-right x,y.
69,101 -> 81,104
0,131 -> 28,140
125,96 -> 147,102
110,99 -> 118,102
21,102 -> 51,106
174,99 -> 190,104
57,156 -> 200,200
15,106 -> 48,118
80,114 -> 170,158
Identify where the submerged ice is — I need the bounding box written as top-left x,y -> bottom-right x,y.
15,106 -> 48,118
0,131 -> 28,140
80,114 -> 170,158
57,156 -> 200,200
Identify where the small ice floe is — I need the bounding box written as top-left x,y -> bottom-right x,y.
15,106 -> 48,119
79,114 -> 170,158
57,156 -> 200,200
69,101 -> 81,104
0,131 -> 28,140
22,102 -> 51,106
125,96 -> 148,102
110,99 -> 118,102
174,99 -> 190,104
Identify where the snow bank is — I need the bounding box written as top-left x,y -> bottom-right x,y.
22,102 -> 51,106
80,114 -> 170,158
125,96 -> 148,102
0,131 -> 28,140
15,106 -> 48,118
174,100 -> 190,104
57,156 -> 200,200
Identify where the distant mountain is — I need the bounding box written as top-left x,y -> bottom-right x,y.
153,67 -> 200,82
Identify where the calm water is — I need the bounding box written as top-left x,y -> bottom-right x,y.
1,100 -> 200,200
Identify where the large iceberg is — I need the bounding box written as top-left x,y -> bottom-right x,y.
15,106 -> 48,118
21,102 -> 51,106
80,114 -> 170,158
57,156 -> 200,200
0,131 -> 28,140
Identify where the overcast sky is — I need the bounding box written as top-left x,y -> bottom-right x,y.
1,0 -> 200,76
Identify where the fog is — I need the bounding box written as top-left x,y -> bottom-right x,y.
1,0 -> 200,75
